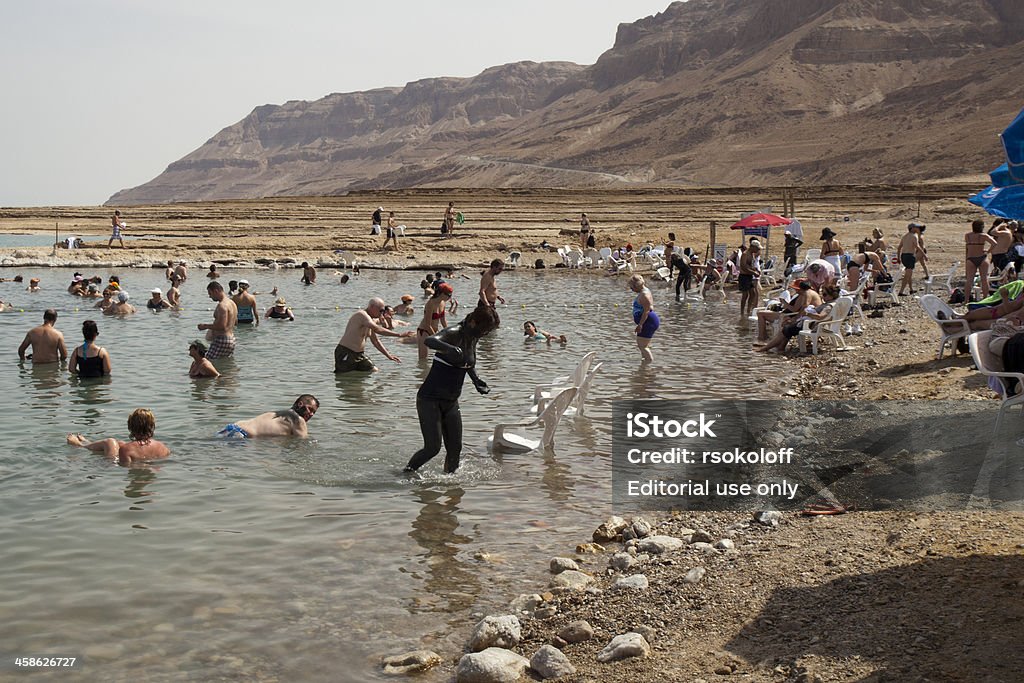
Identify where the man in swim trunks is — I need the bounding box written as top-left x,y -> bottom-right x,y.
989,219 -> 1015,272
109,210 -> 126,248
738,242 -> 761,318
198,281 -> 237,360
897,222 -> 926,295
218,395 -> 320,438
335,298 -> 416,372
479,259 -> 505,306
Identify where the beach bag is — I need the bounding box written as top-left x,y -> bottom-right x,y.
948,288 -> 966,305
875,272 -> 893,284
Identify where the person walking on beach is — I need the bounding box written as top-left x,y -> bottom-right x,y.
444,201 -> 457,239
187,341 -> 220,378
18,309 -> 68,363
372,206 -> 383,236
334,298 -> 415,373
232,280 -> 259,326
68,320 -> 111,378
479,259 -> 505,306
629,274 -> 659,362
217,395 -> 320,439
198,281 -> 237,360
66,408 -> 169,464
897,223 -> 926,296
383,211 -> 400,251
109,210 -> 126,248
404,303 -> 498,474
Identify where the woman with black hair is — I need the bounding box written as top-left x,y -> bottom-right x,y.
68,320 -> 111,378
404,303 -> 500,474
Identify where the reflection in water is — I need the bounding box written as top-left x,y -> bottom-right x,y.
123,464 -> 159,502
18,362 -> 66,424
67,374 -> 114,427
540,447 -> 573,504
407,487 -> 480,615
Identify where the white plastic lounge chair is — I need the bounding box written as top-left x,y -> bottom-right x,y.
919,294 -> 971,359
968,330 -> 1024,433
531,362 -> 602,418
582,248 -> 601,268
923,261 -> 960,295
598,247 -> 612,266
337,251 -> 358,270
798,296 -> 854,354
655,266 -> 671,282
534,352 -> 597,404
504,251 -> 522,269
608,252 -> 629,273
566,250 -> 584,268
489,387 -> 577,453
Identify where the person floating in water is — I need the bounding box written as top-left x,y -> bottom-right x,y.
217,395 -> 319,438
629,274 -> 659,362
404,303 -> 499,475
523,321 -> 567,344
66,408 -> 170,465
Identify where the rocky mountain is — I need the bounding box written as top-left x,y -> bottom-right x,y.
108,0 -> 1024,205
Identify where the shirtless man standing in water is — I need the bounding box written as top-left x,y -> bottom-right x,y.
18,309 -> 68,363
217,395 -> 320,438
479,259 -> 505,306
198,281 -> 237,359
335,298 -> 415,372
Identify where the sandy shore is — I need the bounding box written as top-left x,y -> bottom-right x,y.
6,187 -> 1020,681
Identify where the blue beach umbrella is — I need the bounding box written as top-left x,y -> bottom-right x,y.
968,184 -> 1024,220
969,105 -> 1024,218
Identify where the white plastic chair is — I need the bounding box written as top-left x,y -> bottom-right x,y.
505,251 -> 522,269
867,271 -> 901,307
923,261 -> 960,295
968,330 -> 1024,433
489,388 -> 577,453
582,248 -> 601,268
798,296 -> 854,354
566,250 -> 584,268
919,294 -> 971,359
337,251 -> 358,269
759,256 -> 779,288
531,362 -> 602,418
598,247 -> 612,266
803,248 -> 821,265
534,352 -> 597,403
655,266 -> 671,282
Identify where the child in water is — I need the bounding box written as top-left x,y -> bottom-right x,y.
523,321 -> 567,344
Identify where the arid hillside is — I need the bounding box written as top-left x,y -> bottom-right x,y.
108,0 -> 1024,205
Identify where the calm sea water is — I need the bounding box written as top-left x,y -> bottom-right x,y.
0,266 -> 786,682
0,234 -> 140,248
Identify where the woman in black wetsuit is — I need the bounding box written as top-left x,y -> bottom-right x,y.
68,320 -> 111,378
404,303 -> 500,474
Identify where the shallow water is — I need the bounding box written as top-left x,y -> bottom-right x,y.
0,266 -> 787,682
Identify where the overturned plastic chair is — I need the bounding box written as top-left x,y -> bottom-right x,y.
531,362 -> 602,418
533,352 -> 597,405
489,388 -> 577,453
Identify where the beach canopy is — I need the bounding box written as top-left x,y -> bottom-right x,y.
730,212 -> 792,229
969,105 -> 1024,219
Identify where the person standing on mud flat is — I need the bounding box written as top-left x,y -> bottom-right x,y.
109,210 -> 126,248
580,212 -> 591,248
444,202 -> 457,239
371,206 -> 383,236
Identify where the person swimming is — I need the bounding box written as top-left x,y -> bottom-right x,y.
523,321 -> 567,344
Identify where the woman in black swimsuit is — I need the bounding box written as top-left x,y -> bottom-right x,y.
966,218 -> 997,298
68,320 -> 111,378
404,303 -> 499,474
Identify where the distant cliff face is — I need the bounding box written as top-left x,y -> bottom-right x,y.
108,0 -> 1024,205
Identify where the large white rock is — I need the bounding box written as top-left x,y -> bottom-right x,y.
469,615 -> 522,652
613,574 -> 649,591
549,570 -> 592,591
638,535 -> 684,554
597,632 -> 651,663
456,648 -> 530,683
530,645 -> 576,680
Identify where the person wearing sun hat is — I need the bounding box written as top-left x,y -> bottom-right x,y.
395,294 -> 415,316
820,227 -> 844,272
265,297 -> 294,321
146,287 -> 170,310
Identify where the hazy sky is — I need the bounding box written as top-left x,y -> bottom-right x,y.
0,0 -> 674,207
